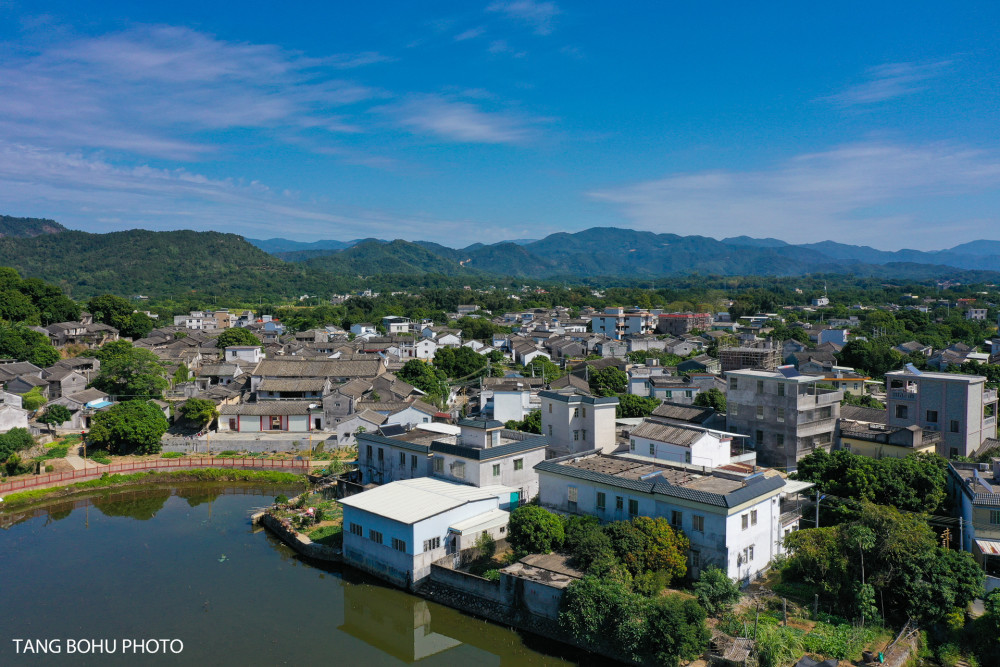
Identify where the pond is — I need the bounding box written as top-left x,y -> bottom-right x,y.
0,484 -> 585,665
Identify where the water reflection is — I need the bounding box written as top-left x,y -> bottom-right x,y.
341,580 -> 464,663
1,485 -> 578,667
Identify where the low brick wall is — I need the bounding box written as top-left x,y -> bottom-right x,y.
162,437 -> 336,454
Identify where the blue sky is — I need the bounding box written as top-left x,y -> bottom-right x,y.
1,1 -> 998,249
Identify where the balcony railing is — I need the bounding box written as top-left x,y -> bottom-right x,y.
890,389 -> 918,400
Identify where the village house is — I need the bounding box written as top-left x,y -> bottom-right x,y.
535,452 -> 805,583
539,388 -> 619,455
341,477 -> 518,589
0,391 -> 29,432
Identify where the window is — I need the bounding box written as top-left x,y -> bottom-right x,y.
548,425 -> 553,436
776,434 -> 784,447
757,380 -> 764,393
671,510 -> 683,528
581,429 -> 587,441
582,407 -> 587,418
685,390 -> 693,398
991,510 -> 1000,525
366,445 -> 373,459
693,515 -> 704,532
399,452 -> 406,466
616,496 -> 624,511
731,404 -> 738,416
895,405 -> 908,419
691,550 -> 701,568
434,457 -> 444,473
730,377 -> 738,390
756,406 -> 764,420
493,463 -> 501,477
548,402 -> 552,413
755,430 -> 763,444
568,486 -> 578,503
819,406 -> 832,419
665,391 -> 673,399
514,458 -> 524,471
453,461 -> 465,479
741,513 -> 749,530
628,499 -> 639,516
685,451 -> 691,463
950,419 -> 961,433
748,545 -> 754,561
597,492 -> 606,510
423,537 -> 441,552
377,448 -> 384,461
776,407 -> 785,423
350,523 -> 362,536
751,510 -> 758,526
630,438 -> 636,451
369,529 -> 383,545
391,538 -> 406,552
573,407 -> 579,417
574,430 -> 580,441
777,383 -> 785,397
411,455 -> 417,469
649,443 -> 655,456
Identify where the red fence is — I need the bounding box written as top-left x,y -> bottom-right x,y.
0,457 -> 310,495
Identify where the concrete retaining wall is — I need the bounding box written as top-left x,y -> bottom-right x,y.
429,562 -> 511,606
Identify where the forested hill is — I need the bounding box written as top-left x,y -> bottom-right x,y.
0,229 -> 335,299
0,215 -> 67,237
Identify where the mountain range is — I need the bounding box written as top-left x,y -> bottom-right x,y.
252,228 -> 1000,278
0,215 -> 998,299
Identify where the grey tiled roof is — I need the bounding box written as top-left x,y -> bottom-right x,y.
534,460 -> 785,508
357,431 -> 431,454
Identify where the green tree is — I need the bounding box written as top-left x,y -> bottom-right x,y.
38,404 -> 72,434
0,427 -> 35,463
508,505 -> 565,554
616,394 -> 660,418
179,398 -> 218,428
215,327 -> 262,348
841,391 -> 885,409
433,346 -> 487,378
642,595 -> 711,666
589,367 -> 627,397
604,517 -> 689,582
836,339 -> 903,378
693,566 -> 741,616
0,323 -> 60,366
87,400 -> 169,455
19,386 -> 47,411
86,294 -> 135,332
91,341 -> 168,400
119,311 -> 154,339
504,409 -> 541,434
172,363 -> 191,385
693,387 -> 727,412
0,289 -> 39,323
398,359 -> 447,398
35,293 -> 80,325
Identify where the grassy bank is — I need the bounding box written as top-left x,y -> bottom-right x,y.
0,469 -> 306,510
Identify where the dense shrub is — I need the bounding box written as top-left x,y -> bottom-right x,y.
508,505 -> 564,554
693,566 -> 741,616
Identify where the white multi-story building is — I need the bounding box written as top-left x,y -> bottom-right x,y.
627,418 -> 735,468
535,452 -> 804,583
590,307 -> 657,340
886,366 -> 998,458
539,388 -> 619,455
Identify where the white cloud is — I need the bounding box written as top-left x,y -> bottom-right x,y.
376,94 -> 545,144
589,142 -> 1000,249
822,60 -> 951,107
487,39 -> 527,58
0,25 -> 388,158
454,27 -> 486,41
487,0 -> 560,35
0,141 -> 474,240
